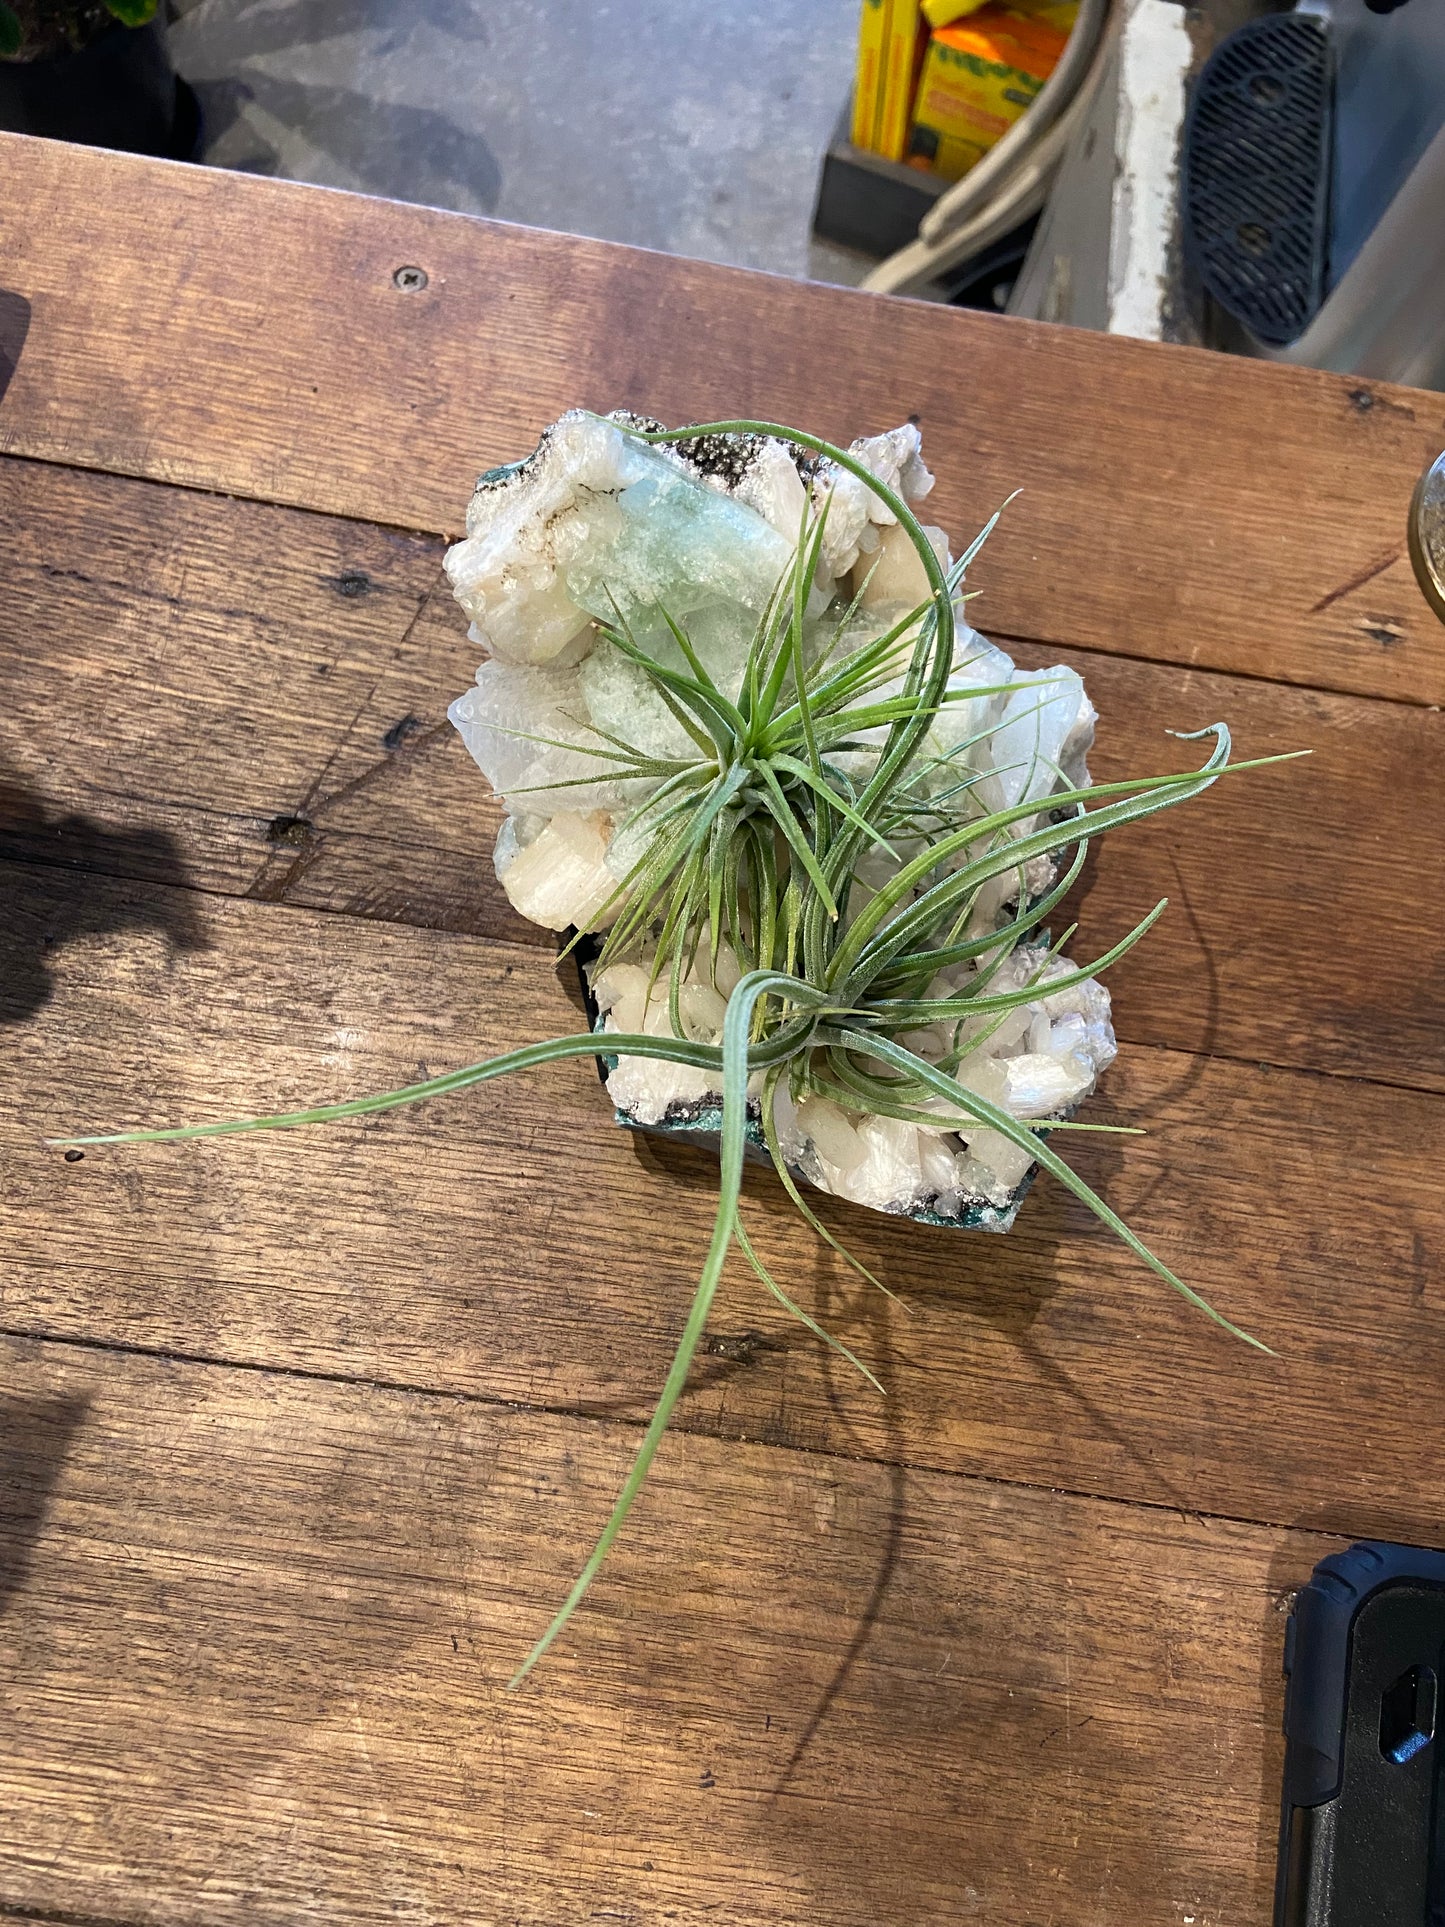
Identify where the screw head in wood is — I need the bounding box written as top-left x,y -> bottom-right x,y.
392,265 -> 429,293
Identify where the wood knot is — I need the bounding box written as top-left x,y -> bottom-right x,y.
328,571 -> 374,598
704,1329 -> 781,1365
382,714 -> 423,751
266,813 -> 316,846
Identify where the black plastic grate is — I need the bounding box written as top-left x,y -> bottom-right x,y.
1182,14 -> 1333,347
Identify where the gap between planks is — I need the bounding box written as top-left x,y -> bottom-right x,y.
0,1319 -> 1326,1552
0,838 -> 1440,1109
0,1907 -> 147,1927
2,443 -> 1439,716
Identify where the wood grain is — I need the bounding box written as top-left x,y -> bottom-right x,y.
0,454 -> 531,945
3,864 -> 1442,1542
0,1331 -> 1332,1927
5,456 -> 1445,1097
1,135 -> 1443,705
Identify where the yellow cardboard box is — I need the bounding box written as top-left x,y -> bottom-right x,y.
908,0 -> 1078,181
877,0 -> 927,163
851,0 -> 889,150
922,0 -> 993,24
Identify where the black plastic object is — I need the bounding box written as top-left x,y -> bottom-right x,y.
1182,13 -> 1333,347
942,215 -> 1040,313
0,18 -> 199,160
811,104 -> 947,259
1275,1539 -> 1445,1926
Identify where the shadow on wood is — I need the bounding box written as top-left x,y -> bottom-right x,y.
0,288 -> 29,406
0,771 -> 210,1025
0,1393 -> 88,1620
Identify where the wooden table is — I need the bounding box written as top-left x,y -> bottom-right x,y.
1,131 -> 1443,1927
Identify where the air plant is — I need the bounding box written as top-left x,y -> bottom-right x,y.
57,418 -> 1298,1683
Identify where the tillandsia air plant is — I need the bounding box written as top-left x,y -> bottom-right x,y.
61,412 -> 1300,1683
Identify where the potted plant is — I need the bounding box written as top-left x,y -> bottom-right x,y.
0,0 -> 198,157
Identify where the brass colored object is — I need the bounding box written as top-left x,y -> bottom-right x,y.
1409,449 -> 1445,623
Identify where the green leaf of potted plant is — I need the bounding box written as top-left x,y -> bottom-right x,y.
0,0 -> 198,158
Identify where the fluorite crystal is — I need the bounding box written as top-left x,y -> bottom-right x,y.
446,410 -> 1114,1228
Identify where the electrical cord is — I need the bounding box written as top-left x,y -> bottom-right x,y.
862,0 -> 1115,297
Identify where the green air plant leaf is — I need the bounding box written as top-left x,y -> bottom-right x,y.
0,3 -> 23,56
103,0 -> 160,25
57,414 -> 1305,1682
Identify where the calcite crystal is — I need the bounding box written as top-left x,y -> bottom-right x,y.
447,410 -> 1114,1229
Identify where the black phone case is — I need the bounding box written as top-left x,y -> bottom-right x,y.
1276,1539 -> 1445,1926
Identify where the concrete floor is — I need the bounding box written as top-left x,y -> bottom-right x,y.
169,0 -> 869,281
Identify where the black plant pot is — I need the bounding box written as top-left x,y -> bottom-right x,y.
0,17 -> 198,158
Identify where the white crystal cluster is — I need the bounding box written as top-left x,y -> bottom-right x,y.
446,410 -> 1116,1226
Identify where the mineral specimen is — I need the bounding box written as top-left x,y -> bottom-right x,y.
447,409 -> 1113,1227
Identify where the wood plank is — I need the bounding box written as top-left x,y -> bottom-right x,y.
5,457 -> 1445,1096
0,455 -> 530,947
3,866 -> 1442,1541
0,1332 -> 1333,1926
1,135 -> 1443,705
